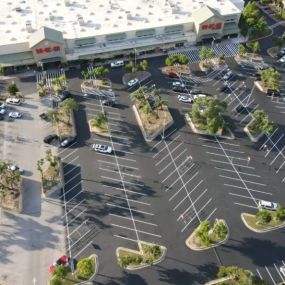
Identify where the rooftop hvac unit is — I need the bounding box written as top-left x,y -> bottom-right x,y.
26,20 -> 33,32
49,13 -> 54,20
125,11 -> 132,20
77,15 -> 84,26
64,0 -> 70,6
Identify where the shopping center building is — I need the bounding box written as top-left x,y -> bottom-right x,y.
0,0 -> 244,68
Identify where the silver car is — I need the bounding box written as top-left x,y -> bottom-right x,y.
92,144 -> 113,154
9,112 -> 22,118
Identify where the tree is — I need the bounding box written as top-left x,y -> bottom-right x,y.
199,47 -> 216,65
52,264 -> 69,279
213,220 -> 228,239
77,258 -> 94,278
165,54 -> 189,66
59,98 -> 79,124
195,220 -> 211,246
272,35 -> 285,49
256,210 -> 272,224
238,44 -> 247,57
50,277 -> 63,285
276,205 -> 285,221
251,109 -> 276,135
46,109 -> 59,123
139,59 -> 148,71
218,54 -> 225,64
92,112 -> 108,129
247,41 -> 261,53
260,67 -> 281,91
90,66 -> 109,78
154,97 -> 168,111
125,61 -> 135,73
7,81 -> 19,96
0,161 -> 21,195
252,16 -> 267,36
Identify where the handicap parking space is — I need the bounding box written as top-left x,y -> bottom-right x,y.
150,128 -> 218,233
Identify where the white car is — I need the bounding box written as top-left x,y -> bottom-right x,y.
6,98 -> 21,105
178,95 -> 193,103
92,144 -> 113,154
9,112 -> 22,118
127,78 -> 139,87
223,70 -> 233,81
279,56 -> 285,63
8,164 -> 24,174
111,60 -> 124,68
0,102 -> 6,108
0,108 -> 6,115
280,266 -> 285,277
257,200 -> 278,211
172,81 -> 185,88
193,94 -> 207,101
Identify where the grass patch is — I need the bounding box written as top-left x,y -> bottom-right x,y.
242,213 -> 285,232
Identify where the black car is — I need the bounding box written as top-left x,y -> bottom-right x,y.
235,105 -> 250,114
44,134 -> 59,144
267,89 -> 281,97
60,136 -> 76,148
102,99 -> 115,106
172,86 -> 188,93
220,84 -> 230,92
59,91 -> 71,101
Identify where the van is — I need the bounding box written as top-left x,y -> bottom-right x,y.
257,200 -> 278,211
110,60 -> 124,68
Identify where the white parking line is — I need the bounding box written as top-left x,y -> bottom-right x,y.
59,181 -> 82,198
91,138 -> 128,147
111,224 -> 161,238
66,191 -> 84,205
270,145 -> 285,165
62,148 -> 79,161
198,138 -> 240,147
234,202 -> 257,209
57,142 -> 77,155
68,209 -> 87,226
102,184 -> 146,196
64,172 -> 81,185
107,203 -> 154,216
98,160 -> 139,170
163,128 -> 177,140
205,207 -> 217,221
265,266 -> 277,285
229,192 -> 257,200
274,263 -> 285,283
62,156 -> 79,168
99,167 -> 141,178
101,176 -> 144,187
256,269 -> 263,280
73,240 -> 93,259
207,151 -> 247,161
63,199 -> 86,218
105,193 -> 150,206
224,183 -> 272,195
203,144 -> 244,153
110,213 -> 158,226
211,159 -> 255,169
116,156 -> 137,163
113,235 -> 138,243
215,167 -> 261,177
219,175 -> 266,186
167,164 -> 195,190
64,164 -> 80,177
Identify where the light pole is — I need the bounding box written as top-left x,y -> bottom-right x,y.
134,48 -> 137,68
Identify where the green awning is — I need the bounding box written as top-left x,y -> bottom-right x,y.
0,51 -> 34,67
165,25 -> 184,34
39,57 -> 62,64
75,37 -> 96,46
136,29 -> 156,37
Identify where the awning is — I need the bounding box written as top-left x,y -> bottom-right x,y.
0,51 -> 35,67
38,57 -> 62,64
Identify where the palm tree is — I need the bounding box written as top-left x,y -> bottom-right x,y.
46,109 -> 59,123
154,97 -> 168,111
59,98 -> 79,124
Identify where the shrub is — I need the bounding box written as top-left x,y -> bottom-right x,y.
77,258 -> 94,278
256,210 -> 272,224
52,265 -> 69,279
165,54 -> 189,66
213,221 -> 228,240
117,254 -> 143,268
195,221 -> 211,246
50,277 -> 63,285
91,112 -> 108,129
276,205 -> 285,221
7,81 -> 19,95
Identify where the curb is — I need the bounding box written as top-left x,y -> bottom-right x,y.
244,120 -> 264,143
88,120 -> 110,138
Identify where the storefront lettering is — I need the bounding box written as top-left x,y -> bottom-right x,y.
35,46 -> 61,54
201,23 -> 222,30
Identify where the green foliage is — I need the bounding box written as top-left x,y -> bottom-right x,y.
246,41 -> 261,53
238,44 -> 247,56
0,161 -> 21,195
218,266 -> 259,284
260,67 -> 281,91
52,76 -> 66,89
91,112 -> 108,129
117,254 -> 143,268
276,205 -> 285,221
46,109 -> 59,123
256,210 -> 272,224
272,34 -> 285,49
165,54 -> 189,66
59,98 -> 78,124
77,258 -> 94,278
191,96 -> 227,134
7,81 -> 19,95
195,221 -> 211,246
251,109 -> 277,135
139,59 -> 149,71
213,220 -> 228,240
94,66 -> 109,78
199,47 -> 216,64
125,61 -> 135,72
52,265 -> 69,279
49,277 -> 63,285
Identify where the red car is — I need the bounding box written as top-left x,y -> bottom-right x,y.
49,255 -> 69,273
166,71 -> 178,78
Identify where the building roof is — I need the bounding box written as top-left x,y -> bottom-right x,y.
29,26 -> 64,48
0,0 -> 243,46
191,5 -> 220,25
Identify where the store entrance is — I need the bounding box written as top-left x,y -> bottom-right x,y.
38,57 -> 62,70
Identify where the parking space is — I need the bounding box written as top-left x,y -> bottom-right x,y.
150,128 -> 218,233
256,261 -> 285,285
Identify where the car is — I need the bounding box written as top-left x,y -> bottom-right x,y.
0,115 -> 4,121
257,200 -> 278,211
102,99 -> 115,106
172,81 -> 185,88
193,94 -> 207,101
91,144 -> 113,154
280,266 -> 285,277
8,164 -> 24,174
44,134 -> 59,144
172,86 -> 188,93
49,255 -> 70,273
60,136 -> 76,148
223,70 -> 233,81
235,105 -> 250,114
166,71 -> 178,78
127,78 -> 139,87
59,90 -> 71,101
0,102 -> 6,109
110,60 -> 124,68
6,98 -> 21,105
9,112 -> 22,118
279,55 -> 285,63
267,89 -> 281,97
220,84 -> 230,92
0,108 -> 6,115
178,95 -> 193,103
189,89 -> 201,95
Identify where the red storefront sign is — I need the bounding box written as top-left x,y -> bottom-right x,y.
201,23 -> 222,30
35,45 -> 61,54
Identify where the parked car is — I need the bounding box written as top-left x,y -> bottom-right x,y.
223,70 -> 233,81
6,98 -> 21,105
189,88 -> 202,95
8,164 -> 24,174
178,95 -> 193,103
59,90 -> 71,101
172,86 -> 187,93
172,81 -> 185,88
193,94 -> 207,101
60,136 -> 76,148
102,99 -> 115,106
0,108 -> 6,115
9,112 -> 22,118
110,60 -> 124,68
127,78 -> 139,87
279,55 -> 285,63
0,102 -> 6,109
49,255 -> 70,273
257,200 -> 278,211
220,84 -> 230,92
235,105 -> 250,114
44,134 -> 59,144
267,89 -> 281,97
166,71 -> 178,78
91,144 -> 113,154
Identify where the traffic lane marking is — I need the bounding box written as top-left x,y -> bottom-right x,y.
210,159 -> 255,169
219,175 -> 267,186
224,184 -> 272,195
215,167 -> 261,177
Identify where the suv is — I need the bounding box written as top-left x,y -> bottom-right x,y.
6,98 -> 21,105
102,99 -> 115,106
111,60 -> 124,68
257,200 -> 278,211
267,89 -> 281,97
92,144 -> 113,154
223,70 -> 233,81
172,86 -> 187,93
